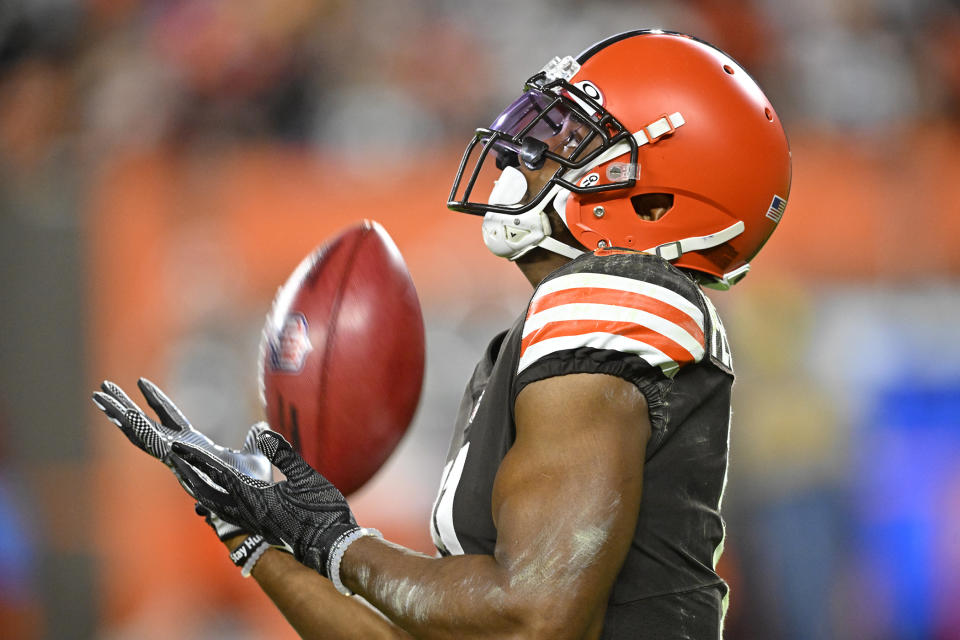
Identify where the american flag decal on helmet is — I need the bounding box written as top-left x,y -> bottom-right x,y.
518,272 -> 706,378
766,195 -> 787,223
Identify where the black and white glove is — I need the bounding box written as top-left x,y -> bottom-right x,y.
92,378 -> 272,541
169,429 -> 367,579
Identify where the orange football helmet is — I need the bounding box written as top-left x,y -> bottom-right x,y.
448,30 -> 792,289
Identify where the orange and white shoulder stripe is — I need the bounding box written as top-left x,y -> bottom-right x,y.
518,272 -> 706,378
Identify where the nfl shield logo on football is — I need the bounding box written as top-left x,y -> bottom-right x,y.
270,313 -> 313,373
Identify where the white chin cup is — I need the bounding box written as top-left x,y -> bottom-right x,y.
487,165 -> 528,206
483,166 -> 549,260
481,210 -> 552,260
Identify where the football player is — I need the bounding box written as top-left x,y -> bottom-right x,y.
94,30 -> 790,639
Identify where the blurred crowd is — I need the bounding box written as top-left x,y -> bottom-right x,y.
1,0 -> 959,173
2,1 -> 960,639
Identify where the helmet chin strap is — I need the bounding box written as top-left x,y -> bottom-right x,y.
644,221 -> 745,261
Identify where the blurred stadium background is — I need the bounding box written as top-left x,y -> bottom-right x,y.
1,0 -> 959,638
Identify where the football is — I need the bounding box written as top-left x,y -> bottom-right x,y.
258,220 -> 425,495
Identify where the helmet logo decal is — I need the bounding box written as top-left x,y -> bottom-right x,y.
765,195 -> 787,223
570,81 -> 604,115
579,173 -> 600,187
574,81 -> 603,104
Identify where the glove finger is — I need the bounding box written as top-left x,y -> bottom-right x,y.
93,392 -> 156,455
171,442 -> 230,482
173,442 -> 272,490
125,408 -> 170,459
235,422 -> 274,483
138,378 -> 190,432
172,446 -> 264,538
100,380 -> 141,413
92,391 -> 127,426
256,430 -> 314,483
169,451 -> 236,510
241,422 -> 270,454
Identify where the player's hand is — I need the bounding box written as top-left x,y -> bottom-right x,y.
169,429 -> 359,576
92,378 -> 273,539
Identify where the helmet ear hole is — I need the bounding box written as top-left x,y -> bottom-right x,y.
630,193 -> 674,221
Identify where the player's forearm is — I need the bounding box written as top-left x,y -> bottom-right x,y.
341,537 -> 581,640
250,548 -> 410,639
221,533 -> 408,640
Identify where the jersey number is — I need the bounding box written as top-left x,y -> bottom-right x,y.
700,293 -> 733,372
430,442 -> 469,555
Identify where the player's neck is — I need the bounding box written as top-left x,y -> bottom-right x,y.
514,248 -> 571,288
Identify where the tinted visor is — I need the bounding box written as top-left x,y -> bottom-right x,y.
448,81 -> 634,216
487,89 -> 594,170
492,91 -> 572,137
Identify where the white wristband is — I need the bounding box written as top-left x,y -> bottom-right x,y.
327,527 -> 382,596
240,539 -> 272,577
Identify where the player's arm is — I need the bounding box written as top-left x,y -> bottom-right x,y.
340,371 -> 650,639
171,372 -> 648,639
220,535 -> 412,639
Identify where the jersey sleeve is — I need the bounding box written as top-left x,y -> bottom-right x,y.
514,252 -> 707,399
